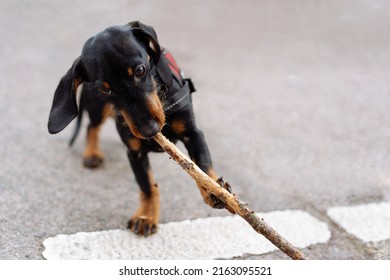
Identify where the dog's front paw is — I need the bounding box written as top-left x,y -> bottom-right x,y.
204,177 -> 235,212
207,193 -> 225,209
216,177 -> 232,193
83,155 -> 104,168
128,215 -> 158,237
128,186 -> 160,237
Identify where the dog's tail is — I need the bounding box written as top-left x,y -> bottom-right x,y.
69,91 -> 84,147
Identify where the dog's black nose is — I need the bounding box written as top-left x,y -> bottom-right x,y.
139,119 -> 160,139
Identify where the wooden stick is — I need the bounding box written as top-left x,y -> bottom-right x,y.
153,132 -> 308,260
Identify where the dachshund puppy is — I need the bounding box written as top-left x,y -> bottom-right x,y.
48,21 -> 229,236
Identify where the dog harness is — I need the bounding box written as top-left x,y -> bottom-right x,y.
156,48 -> 195,114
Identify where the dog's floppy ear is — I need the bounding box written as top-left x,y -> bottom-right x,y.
128,21 -> 161,63
48,57 -> 84,134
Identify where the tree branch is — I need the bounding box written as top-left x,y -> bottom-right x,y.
153,132 -> 308,260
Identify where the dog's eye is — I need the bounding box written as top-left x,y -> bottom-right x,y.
135,64 -> 146,77
95,82 -> 112,96
98,86 -> 111,95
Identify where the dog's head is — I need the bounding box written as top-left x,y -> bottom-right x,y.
48,21 -> 165,139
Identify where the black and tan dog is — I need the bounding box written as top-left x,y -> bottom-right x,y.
48,21 -> 231,236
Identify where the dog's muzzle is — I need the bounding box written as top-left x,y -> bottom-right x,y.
121,91 -> 165,139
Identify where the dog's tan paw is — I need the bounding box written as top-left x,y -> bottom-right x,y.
128,215 -> 158,237
202,177 -> 236,213
83,155 -> 104,168
128,188 -> 160,237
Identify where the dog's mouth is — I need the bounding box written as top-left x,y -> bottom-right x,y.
120,91 -> 165,139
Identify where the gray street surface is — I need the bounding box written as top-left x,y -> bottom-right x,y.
1,0 -> 390,259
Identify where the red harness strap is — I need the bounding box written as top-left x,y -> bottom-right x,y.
161,48 -> 182,83
156,48 -> 195,113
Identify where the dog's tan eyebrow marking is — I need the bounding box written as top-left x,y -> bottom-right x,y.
128,67 -> 133,76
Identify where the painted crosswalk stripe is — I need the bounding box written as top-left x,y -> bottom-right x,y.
327,202 -> 390,242
42,210 -> 330,260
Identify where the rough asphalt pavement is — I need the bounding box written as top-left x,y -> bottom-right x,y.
1,0 -> 390,259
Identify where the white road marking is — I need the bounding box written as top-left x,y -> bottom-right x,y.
327,202 -> 390,242
42,210 -> 330,260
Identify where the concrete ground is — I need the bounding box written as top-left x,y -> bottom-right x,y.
1,0 -> 390,259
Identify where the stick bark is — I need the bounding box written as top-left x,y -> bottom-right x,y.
153,132 -> 308,260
